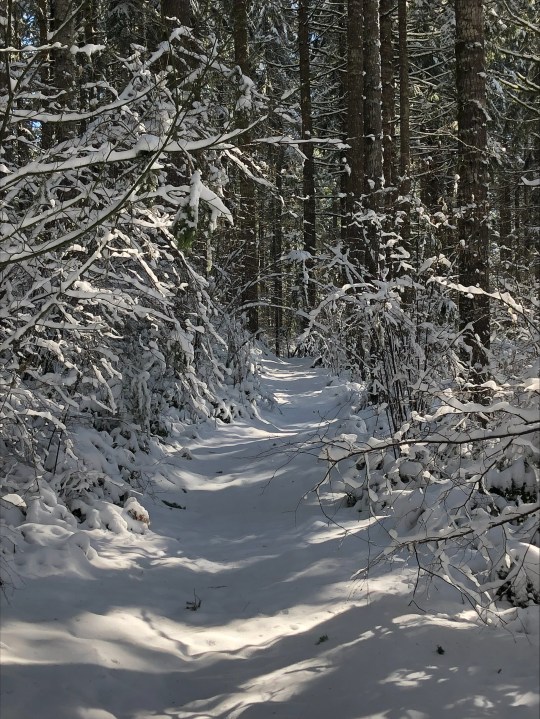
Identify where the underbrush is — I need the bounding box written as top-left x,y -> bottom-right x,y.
0,312 -> 263,585
302,249 -> 539,614
0,19 -> 270,588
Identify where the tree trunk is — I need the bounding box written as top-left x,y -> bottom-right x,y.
498,170 -> 513,276
51,0 -> 77,143
363,0 -> 383,278
162,0 -> 193,25
380,0 -> 395,195
397,0 -> 411,264
336,1 -> 348,247
455,0 -> 490,382
233,0 -> 258,334
273,146 -> 284,356
298,0 -> 317,312
380,0 -> 397,275
346,0 -> 364,268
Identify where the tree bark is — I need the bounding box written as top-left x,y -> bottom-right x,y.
51,0 -> 77,143
233,0 -> 258,334
397,0 -> 411,262
380,0 -> 395,194
363,0 -> 383,278
498,170 -> 513,276
273,146 -> 284,355
346,0 -> 364,268
162,0 -> 193,25
298,0 -> 317,311
455,0 -> 490,381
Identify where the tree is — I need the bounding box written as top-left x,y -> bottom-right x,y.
233,0 -> 259,334
455,0 -> 491,386
380,0 -> 396,197
345,0 -> 364,265
162,0 -> 193,25
397,0 -> 411,262
298,0 -> 317,311
363,0 -> 383,279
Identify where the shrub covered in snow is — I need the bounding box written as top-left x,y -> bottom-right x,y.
0,24 -> 264,583
306,244 -> 539,613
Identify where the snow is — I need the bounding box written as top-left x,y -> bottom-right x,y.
510,544 -> 540,596
1,358 -> 538,719
521,176 -> 540,187
70,44 -> 106,57
523,377 -> 540,393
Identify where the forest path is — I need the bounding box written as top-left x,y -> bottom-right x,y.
1,357 -> 538,719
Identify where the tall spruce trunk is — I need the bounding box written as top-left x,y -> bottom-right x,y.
346,0 -> 364,269
52,0 -> 77,143
298,0 -> 317,311
363,0 -> 383,279
162,0 -> 193,24
273,146 -> 284,356
380,0 -> 395,196
397,0 -> 411,265
233,0 -> 258,333
455,0 -> 490,383
380,0 -> 396,275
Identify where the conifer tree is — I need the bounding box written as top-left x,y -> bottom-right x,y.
455,0 -> 491,385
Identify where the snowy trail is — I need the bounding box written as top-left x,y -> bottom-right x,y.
1,357 -> 539,719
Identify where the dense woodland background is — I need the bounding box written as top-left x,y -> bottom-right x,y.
0,0 -> 538,610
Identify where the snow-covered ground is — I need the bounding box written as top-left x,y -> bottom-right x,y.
1,357 -> 538,719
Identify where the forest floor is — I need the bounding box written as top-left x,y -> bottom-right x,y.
1,356 -> 539,719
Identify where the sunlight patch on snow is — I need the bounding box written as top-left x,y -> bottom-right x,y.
174,653 -> 336,719
301,519 -> 377,545
176,602 -> 360,658
151,553 -> 279,573
381,668 -> 434,688
392,613 -> 471,631
508,691 -> 540,707
280,557 -> 347,583
75,710 -> 119,719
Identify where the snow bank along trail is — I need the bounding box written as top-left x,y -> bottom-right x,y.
1,357 -> 538,719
